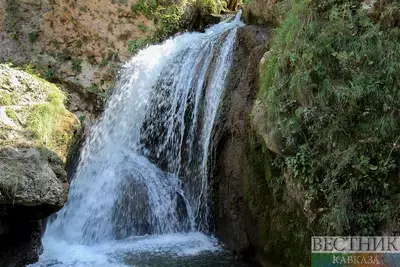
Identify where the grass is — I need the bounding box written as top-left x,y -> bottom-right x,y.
26,83 -> 79,159
27,85 -> 66,143
87,84 -> 109,102
138,22 -> 148,32
128,38 -> 151,54
5,108 -> 18,122
0,92 -> 17,105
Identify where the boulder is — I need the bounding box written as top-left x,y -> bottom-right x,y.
0,147 -> 68,213
0,147 -> 67,266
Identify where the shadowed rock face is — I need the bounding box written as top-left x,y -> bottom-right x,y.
0,148 -> 68,209
0,214 -> 44,267
0,147 -> 69,266
211,25 -> 273,266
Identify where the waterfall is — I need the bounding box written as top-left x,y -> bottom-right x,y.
33,12 -> 245,267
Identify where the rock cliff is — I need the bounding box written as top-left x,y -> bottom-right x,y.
212,25 -> 272,266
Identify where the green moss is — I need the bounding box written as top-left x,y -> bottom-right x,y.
27,92 -> 65,143
0,93 -> 14,105
244,133 -> 310,266
26,83 -> 78,159
0,64 -> 79,160
5,108 -> 18,122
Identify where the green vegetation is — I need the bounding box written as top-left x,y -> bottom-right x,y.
5,108 -> 18,122
0,64 -> 79,160
87,84 -> 109,102
12,63 -> 57,83
250,0 -> 400,265
28,31 -> 39,43
44,67 -> 55,80
71,59 -> 82,74
131,0 -> 157,19
27,85 -> 66,144
194,0 -> 226,14
0,74 -> 20,105
0,93 -> 15,105
99,59 -> 109,68
127,0 -> 225,54
26,83 -> 78,158
128,38 -> 150,54
138,22 -> 148,32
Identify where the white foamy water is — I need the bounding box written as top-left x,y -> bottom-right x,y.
33,232 -> 223,267
31,12 -> 246,267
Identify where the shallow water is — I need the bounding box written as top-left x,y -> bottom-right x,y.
31,232 -> 254,267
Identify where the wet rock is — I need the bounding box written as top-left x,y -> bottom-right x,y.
212,25 -> 271,264
112,178 -> 151,239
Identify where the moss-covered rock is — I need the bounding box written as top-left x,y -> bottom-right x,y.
0,64 -> 79,161
0,64 -> 79,266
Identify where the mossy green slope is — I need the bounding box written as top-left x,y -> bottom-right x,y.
0,64 -> 80,161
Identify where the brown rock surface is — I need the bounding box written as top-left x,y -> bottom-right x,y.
0,0 -> 155,108
212,25 -> 272,265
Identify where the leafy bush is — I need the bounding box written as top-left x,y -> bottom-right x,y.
131,0 -> 157,19
193,0 -> 225,14
28,31 -> 39,43
44,67 -> 55,80
261,0 -> 400,237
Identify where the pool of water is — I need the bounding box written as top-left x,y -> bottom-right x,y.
30,232 -> 255,267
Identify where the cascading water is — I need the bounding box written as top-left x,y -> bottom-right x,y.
32,12 -> 251,267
